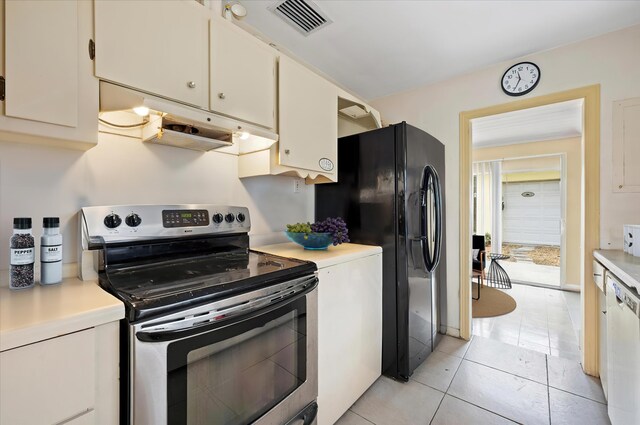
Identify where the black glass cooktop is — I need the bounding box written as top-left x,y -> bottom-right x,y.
100,249 -> 316,322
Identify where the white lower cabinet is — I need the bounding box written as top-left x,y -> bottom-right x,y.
317,253 -> 382,425
606,274 -> 640,425
0,322 -> 119,425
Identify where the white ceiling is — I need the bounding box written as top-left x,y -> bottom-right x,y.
236,1 -> 640,101
472,99 -> 583,148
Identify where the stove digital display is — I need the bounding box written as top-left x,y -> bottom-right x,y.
162,209 -> 209,228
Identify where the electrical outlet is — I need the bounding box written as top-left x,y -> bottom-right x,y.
293,178 -> 303,193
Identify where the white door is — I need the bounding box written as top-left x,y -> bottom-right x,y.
503,180 -> 561,245
94,0 -> 208,108
210,18 -> 276,130
5,0 -> 77,126
278,55 -> 337,175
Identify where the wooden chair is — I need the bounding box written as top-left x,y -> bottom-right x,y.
472,235 -> 486,300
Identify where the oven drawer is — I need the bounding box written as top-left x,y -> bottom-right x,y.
0,329 -> 95,425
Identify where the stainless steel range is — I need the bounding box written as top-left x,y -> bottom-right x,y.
79,204 -> 318,425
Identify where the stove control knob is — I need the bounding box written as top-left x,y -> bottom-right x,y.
104,213 -> 122,229
212,213 -> 224,224
236,213 -> 246,223
225,213 -> 235,223
125,213 -> 142,227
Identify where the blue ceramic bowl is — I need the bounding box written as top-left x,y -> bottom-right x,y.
285,231 -> 333,250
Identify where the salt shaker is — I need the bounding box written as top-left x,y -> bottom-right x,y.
10,217 -> 35,289
41,217 -> 63,285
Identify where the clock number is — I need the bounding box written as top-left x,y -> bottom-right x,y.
502,62 -> 539,96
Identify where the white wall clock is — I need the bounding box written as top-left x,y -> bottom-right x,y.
501,62 -> 540,96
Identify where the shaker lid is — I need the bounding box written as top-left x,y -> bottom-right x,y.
43,217 -> 60,228
13,217 -> 32,229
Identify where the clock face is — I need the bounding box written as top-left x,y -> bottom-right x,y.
501,62 -> 540,96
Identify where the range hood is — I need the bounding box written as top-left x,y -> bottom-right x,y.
99,81 -> 278,152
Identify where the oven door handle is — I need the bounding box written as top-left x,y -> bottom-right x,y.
136,277 -> 318,343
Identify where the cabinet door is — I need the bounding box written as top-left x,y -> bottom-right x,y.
94,0 -> 208,108
317,254 -> 382,425
4,0 -> 77,126
279,55 -> 337,174
0,329 -> 95,424
210,18 -> 276,130
0,0 -> 98,148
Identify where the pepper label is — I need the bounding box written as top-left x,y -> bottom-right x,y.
10,248 -> 35,265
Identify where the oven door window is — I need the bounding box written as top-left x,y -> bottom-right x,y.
166,296 -> 307,425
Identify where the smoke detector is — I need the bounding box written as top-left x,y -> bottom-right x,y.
269,0 -> 332,36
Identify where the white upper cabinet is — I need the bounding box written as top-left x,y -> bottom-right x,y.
279,55 -> 338,177
0,0 -> 98,149
94,0 -> 208,109
337,87 -> 382,137
210,18 -> 276,130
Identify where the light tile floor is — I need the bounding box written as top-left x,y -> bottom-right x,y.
501,261 -> 561,287
472,283 -> 582,361
336,335 -> 609,425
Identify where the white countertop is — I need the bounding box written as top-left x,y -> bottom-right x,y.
255,242 -> 382,269
0,278 -> 124,352
594,249 -> 640,292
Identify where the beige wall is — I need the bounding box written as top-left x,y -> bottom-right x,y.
501,155 -> 561,173
475,138 -> 581,286
372,25 -> 640,333
0,133 -> 314,272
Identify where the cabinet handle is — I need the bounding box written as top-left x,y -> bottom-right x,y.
593,273 -> 602,277
187,81 -> 196,89
285,149 -> 290,154
218,92 -> 226,99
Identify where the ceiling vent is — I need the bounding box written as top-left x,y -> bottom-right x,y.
269,0 -> 332,36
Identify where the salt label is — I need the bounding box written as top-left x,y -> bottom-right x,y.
41,245 -> 62,263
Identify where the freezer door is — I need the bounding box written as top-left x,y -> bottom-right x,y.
399,123 -> 446,378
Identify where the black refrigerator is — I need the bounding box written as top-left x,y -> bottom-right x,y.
316,122 -> 446,381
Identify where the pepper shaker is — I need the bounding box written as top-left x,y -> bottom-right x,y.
10,218 -> 35,289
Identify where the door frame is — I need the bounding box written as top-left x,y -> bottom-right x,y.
459,85 -> 600,375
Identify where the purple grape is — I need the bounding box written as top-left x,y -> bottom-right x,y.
312,217 -> 349,245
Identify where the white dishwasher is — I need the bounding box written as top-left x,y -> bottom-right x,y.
606,273 -> 640,425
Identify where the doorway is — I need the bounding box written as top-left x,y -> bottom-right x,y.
473,154 -> 569,289
458,85 -> 600,375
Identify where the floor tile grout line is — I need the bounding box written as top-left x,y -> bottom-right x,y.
444,348 -> 466,393
409,376 -> 448,395
347,409 -> 376,425
547,384 -> 608,406
427,392 -> 446,425
445,393 -> 523,425
462,357 -> 548,386
546,355 -> 552,425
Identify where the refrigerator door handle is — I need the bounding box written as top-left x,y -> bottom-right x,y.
421,165 -> 443,273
